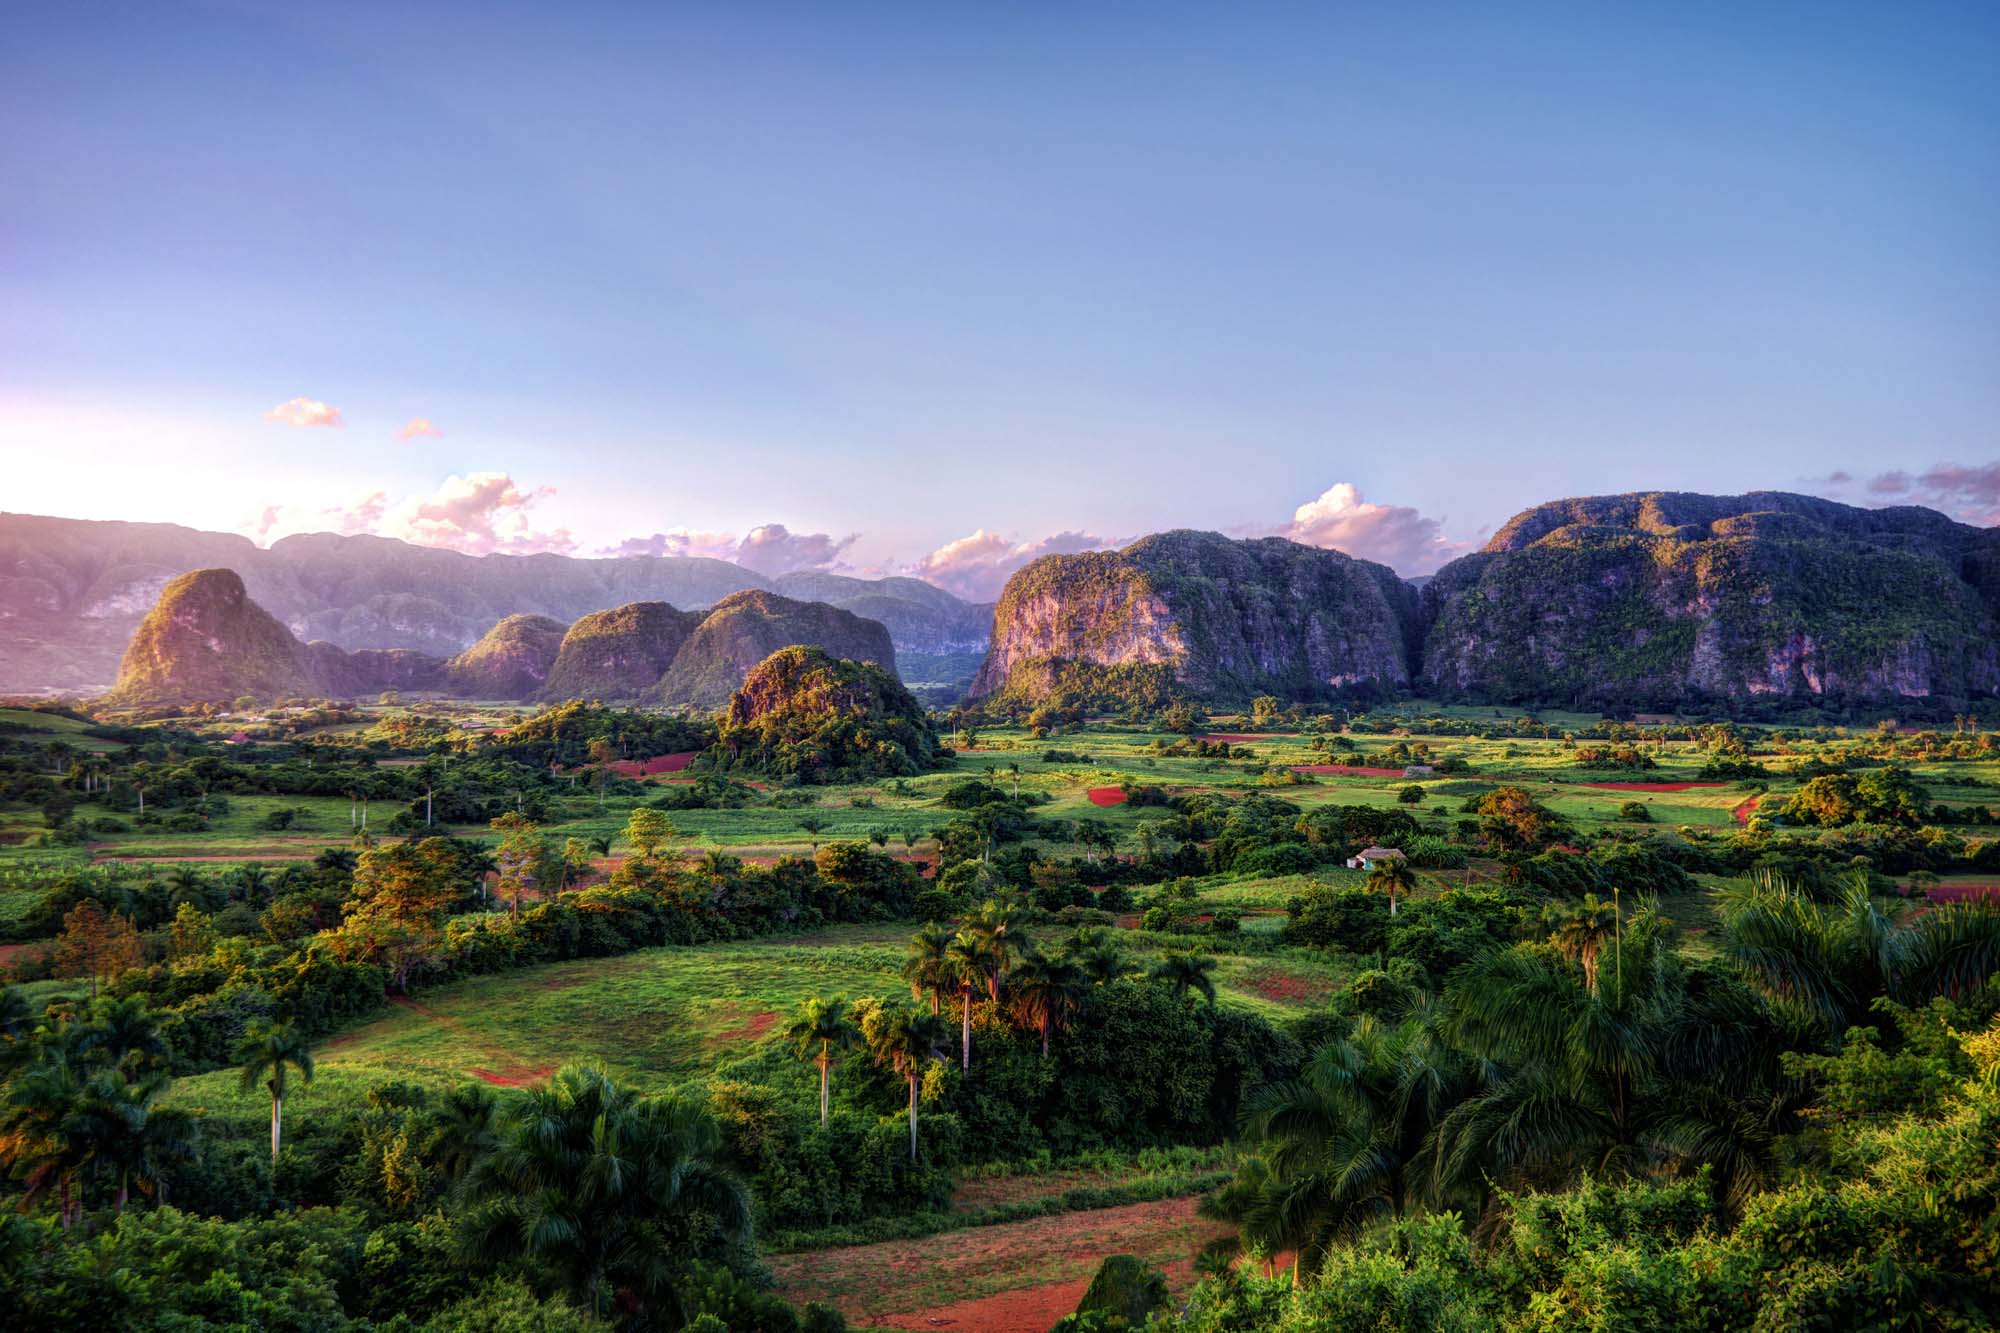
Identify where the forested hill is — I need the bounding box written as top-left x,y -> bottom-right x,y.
974,494 -> 2000,711
1419,490 -> 2000,706
0,513 -> 990,693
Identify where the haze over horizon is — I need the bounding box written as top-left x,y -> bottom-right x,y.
5,2 -> 1997,599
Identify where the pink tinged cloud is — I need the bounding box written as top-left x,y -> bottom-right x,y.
909,528 -> 1112,601
601,528 -> 742,561
599,522 -> 855,574
1280,482 -> 1469,576
732,523 -> 857,576
397,416 -> 444,440
250,474 -> 572,556
1816,460 -> 2000,527
265,397 -> 343,428
387,472 -> 575,556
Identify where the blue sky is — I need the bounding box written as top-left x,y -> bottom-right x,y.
4,1 -> 1995,597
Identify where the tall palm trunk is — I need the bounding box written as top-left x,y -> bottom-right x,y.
961,987 -> 972,1070
818,1052 -> 830,1124
1040,1014 -> 1051,1057
270,1091 -> 283,1167
907,1072 -> 918,1159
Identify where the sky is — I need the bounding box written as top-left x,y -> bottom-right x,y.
3,1 -> 1996,600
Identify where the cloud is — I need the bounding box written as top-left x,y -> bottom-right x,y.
601,528 -> 743,561
599,522 -> 855,574
265,397 -> 343,428
1278,482 -> 1469,575
908,528 -> 1112,601
1814,460 -> 2000,526
386,472 -> 574,555
249,473 -> 572,555
733,523 -> 857,576
397,416 -> 444,440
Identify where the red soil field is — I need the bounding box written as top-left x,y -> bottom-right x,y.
1913,883 -> 2000,904
1578,781 -> 1726,792
1242,965 -> 1334,1005
1086,787 -> 1128,806
468,1064 -> 557,1087
1289,764 -> 1404,778
609,751 -> 698,778
714,1010 -> 780,1043
770,1194 -> 1227,1332
1733,795 -> 1761,824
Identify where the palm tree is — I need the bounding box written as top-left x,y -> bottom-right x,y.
70,1069 -> 197,1213
1061,927 -> 1128,985
1366,856 -> 1417,917
867,1008 -> 950,1160
0,1060 -> 90,1229
427,1083 -> 499,1185
0,986 -> 31,1070
166,866 -> 215,912
236,1019 -> 315,1169
1151,949 -> 1218,1005
1543,894 -> 1621,997
786,996 -> 860,1124
1721,872 -> 2000,1039
78,996 -> 170,1080
1008,951 -> 1086,1056
945,931 -> 986,1070
459,1066 -> 751,1318
902,923 -> 954,1015
1228,1039 -> 1401,1282
965,899 -> 1023,1000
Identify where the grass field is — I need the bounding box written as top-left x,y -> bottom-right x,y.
166,917 -> 1350,1117
9,705 -> 1997,1324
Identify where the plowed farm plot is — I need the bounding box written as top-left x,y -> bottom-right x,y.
768,1194 -> 1229,1331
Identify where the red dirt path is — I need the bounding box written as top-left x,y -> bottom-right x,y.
1290,764 -> 1404,778
1578,781 -> 1726,792
1733,795 -> 1761,824
1086,787 -> 1128,806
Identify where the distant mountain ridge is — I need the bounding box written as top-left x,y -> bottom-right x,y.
98,570 -> 902,710
0,512 -> 990,693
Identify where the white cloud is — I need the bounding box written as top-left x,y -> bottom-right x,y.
733,523 -> 857,576
601,528 -> 743,561
396,416 -> 443,440
1279,482 -> 1468,574
250,473 -> 572,555
599,522 -> 855,574
908,528 -> 1112,601
264,397 -> 343,428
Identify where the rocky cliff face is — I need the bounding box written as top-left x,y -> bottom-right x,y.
540,603 -> 702,701
652,590 -> 898,710
970,530 -> 1419,703
442,614 -> 570,699
1420,491 -> 2000,705
100,567 -> 465,707
306,643 -> 446,697
0,513 -> 988,692
101,569 -> 322,707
